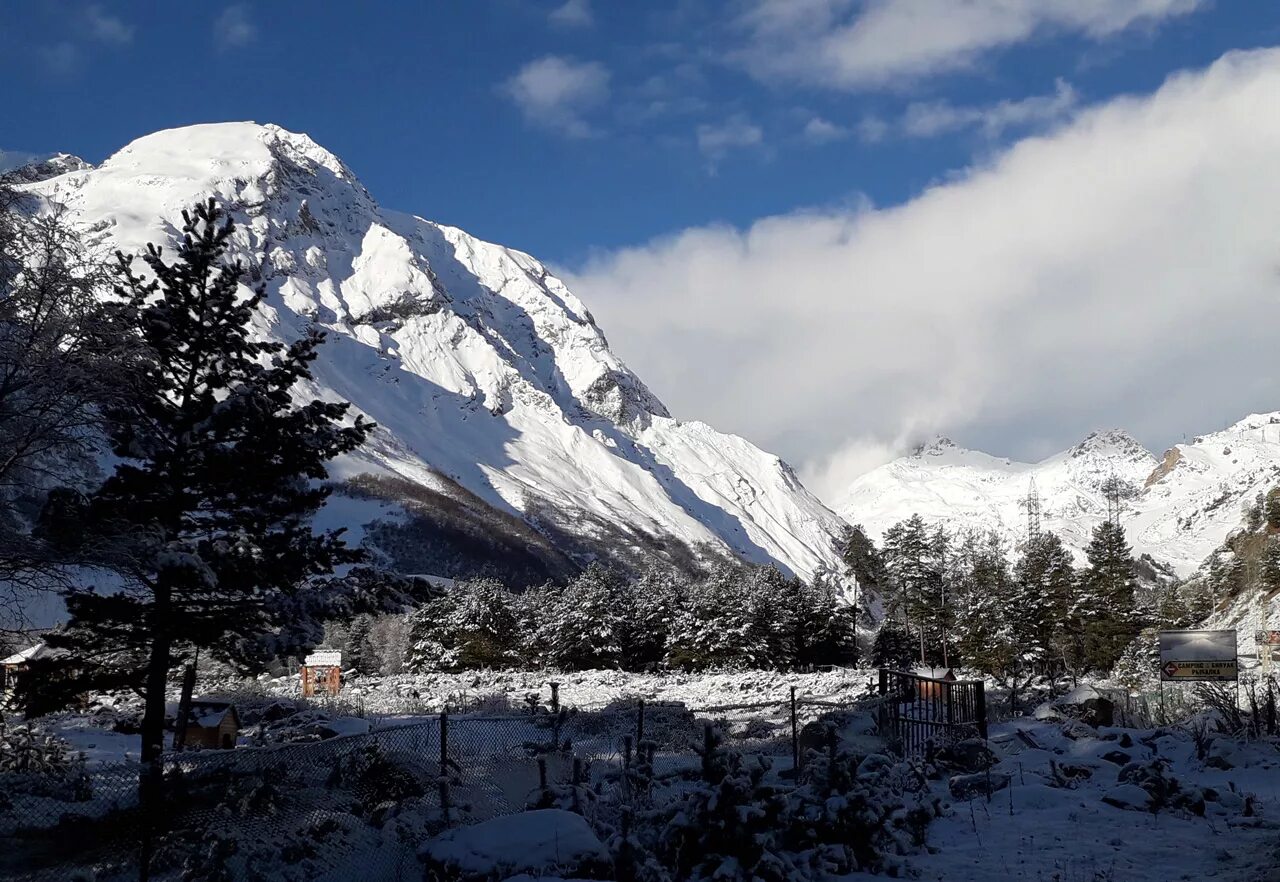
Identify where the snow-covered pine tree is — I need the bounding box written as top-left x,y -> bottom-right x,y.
536,564 -> 625,670
1076,520 -> 1140,671
407,578 -> 518,671
345,614 -> 378,675
614,562 -> 685,670
882,514 -> 945,661
1012,531 -> 1077,676
667,561 -> 768,669
24,200 -> 385,780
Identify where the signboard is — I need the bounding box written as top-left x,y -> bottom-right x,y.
1158,630 -> 1238,682
1256,630 -> 1280,647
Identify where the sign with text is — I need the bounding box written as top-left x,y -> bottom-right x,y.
1159,630 -> 1238,682
1256,630 -> 1280,646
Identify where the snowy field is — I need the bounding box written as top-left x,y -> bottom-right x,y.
17,669 -> 1280,882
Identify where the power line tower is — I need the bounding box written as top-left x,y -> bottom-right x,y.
1021,477 -> 1042,546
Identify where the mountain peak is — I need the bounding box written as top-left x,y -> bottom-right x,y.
911,436 -> 960,457
1070,428 -> 1151,459
22,123 -> 849,586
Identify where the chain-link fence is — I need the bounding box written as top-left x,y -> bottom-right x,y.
2,683 -> 897,882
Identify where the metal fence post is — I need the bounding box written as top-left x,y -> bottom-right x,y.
974,681 -> 988,740
549,681 -> 560,714
636,699 -> 645,747
789,686 -> 800,775
439,710 -> 451,824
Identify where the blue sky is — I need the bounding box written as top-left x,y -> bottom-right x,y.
2,1 -> 1276,265
6,1 -> 1280,488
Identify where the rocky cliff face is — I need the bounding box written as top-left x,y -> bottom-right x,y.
21,122 -> 849,584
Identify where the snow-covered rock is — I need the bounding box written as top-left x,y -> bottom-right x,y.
837,416 -> 1280,576
19,122 -> 849,584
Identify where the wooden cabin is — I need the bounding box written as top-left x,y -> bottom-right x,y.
911,665 -> 957,700
0,642 -> 56,704
300,649 -> 342,697
182,700 -> 241,750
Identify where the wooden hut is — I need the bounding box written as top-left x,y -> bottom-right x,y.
182,700 -> 241,750
910,665 -> 957,700
0,642 -> 56,703
300,649 -> 342,697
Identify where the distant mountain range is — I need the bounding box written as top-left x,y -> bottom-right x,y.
836,415 -> 1280,577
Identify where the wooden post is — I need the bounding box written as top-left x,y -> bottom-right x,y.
549,681 -> 560,714
439,710 -> 451,824
974,681 -> 988,740
790,686 -> 800,775
636,699 -> 645,746
172,663 -> 196,751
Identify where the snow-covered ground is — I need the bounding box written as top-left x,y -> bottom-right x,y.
904,716 -> 1280,882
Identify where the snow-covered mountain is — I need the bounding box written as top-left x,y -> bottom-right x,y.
21,122 -> 848,584
837,415 -> 1280,577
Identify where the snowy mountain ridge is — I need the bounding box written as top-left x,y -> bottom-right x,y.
838,415 -> 1280,577
21,122 -> 849,583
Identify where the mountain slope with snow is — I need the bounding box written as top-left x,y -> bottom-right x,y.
837,417 -> 1280,576
22,122 -> 848,583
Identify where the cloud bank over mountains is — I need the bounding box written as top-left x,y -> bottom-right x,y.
566,48 -> 1280,498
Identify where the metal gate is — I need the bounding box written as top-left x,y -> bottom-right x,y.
877,669 -> 987,755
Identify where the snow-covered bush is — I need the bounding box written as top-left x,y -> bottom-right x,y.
0,719 -> 90,801
612,724 -> 942,881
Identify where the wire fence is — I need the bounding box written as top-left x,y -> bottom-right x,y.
0,674 -> 964,882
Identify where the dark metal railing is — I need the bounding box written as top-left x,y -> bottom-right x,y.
877,669 -> 987,756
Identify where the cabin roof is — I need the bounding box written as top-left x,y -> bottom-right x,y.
303,649 -> 342,667
186,700 -> 240,728
1,642 -> 57,666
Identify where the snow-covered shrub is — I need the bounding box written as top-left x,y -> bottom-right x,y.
0,719 -> 90,801
613,725 -> 942,881
328,741 -> 427,820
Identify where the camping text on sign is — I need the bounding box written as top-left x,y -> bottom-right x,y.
1158,629 -> 1238,682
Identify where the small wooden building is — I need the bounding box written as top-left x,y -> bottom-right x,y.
911,666 -> 957,700
183,700 -> 241,750
300,649 -> 342,697
1,642 -> 56,702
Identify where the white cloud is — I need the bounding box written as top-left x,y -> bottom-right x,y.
732,0 -> 1204,90
501,56 -> 611,138
549,0 -> 594,29
900,78 -> 1079,138
39,42 -> 79,74
0,150 -> 45,173
213,4 -> 257,50
696,114 -> 764,161
84,5 -> 134,45
856,115 -> 890,143
564,49 -> 1280,501
802,116 -> 851,145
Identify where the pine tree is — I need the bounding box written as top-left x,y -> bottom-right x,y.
24,201 -> 380,781
536,564 -> 625,670
882,514 -> 942,660
1012,531 -> 1076,676
408,578 -> 518,671
345,614 -> 378,676
614,563 -> 685,670
1075,520 -> 1139,671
